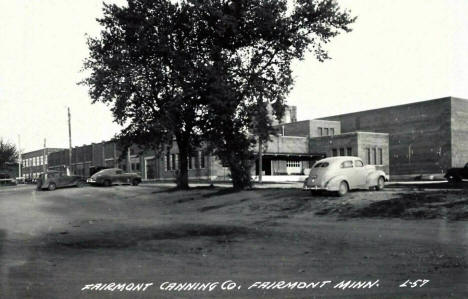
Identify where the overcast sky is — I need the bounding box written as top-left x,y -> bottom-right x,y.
1,0 -> 467,153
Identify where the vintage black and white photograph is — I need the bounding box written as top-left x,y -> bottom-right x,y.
1,0 -> 467,298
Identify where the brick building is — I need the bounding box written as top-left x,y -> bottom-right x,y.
42,96 -> 468,181
320,96 -> 468,178
21,148 -> 65,180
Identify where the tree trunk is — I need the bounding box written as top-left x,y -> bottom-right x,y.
176,137 -> 190,190
227,153 -> 253,190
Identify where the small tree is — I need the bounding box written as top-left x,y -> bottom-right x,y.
195,0 -> 356,189
0,139 -> 18,169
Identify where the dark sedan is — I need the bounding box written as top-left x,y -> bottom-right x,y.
87,168 -> 141,187
37,171 -> 86,191
445,162 -> 468,183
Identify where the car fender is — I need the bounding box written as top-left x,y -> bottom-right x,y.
325,175 -> 349,191
366,170 -> 387,186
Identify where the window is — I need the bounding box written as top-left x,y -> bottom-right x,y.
318,127 -> 323,136
131,162 -> 140,171
188,156 -> 193,169
330,128 -> 335,136
171,154 -> 176,170
366,148 -> 371,164
324,128 -> 329,136
372,148 -> 377,165
346,147 -> 352,156
165,153 -> 170,171
340,161 -> 353,168
175,154 -> 179,170
44,156 -> 48,165
199,151 -> 205,169
378,148 -> 383,165
40,156 -> 43,165
116,170 -> 123,175
339,148 -> 345,156
354,160 -> 364,167
314,162 -> 329,168
286,161 -> 301,167
332,148 -> 337,157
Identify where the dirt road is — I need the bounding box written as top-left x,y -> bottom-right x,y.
0,184 -> 467,298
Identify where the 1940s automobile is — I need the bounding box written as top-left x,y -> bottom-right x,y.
87,168 -> 142,187
303,156 -> 388,196
37,171 -> 86,191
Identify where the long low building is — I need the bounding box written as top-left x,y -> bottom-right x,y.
319,96 -> 468,179
22,96 -> 468,181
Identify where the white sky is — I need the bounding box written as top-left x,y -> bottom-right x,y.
1,0 -> 467,153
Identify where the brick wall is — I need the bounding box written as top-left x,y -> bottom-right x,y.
265,136 -> 308,154
321,97 -> 453,175
275,119 -> 341,137
451,98 -> 468,168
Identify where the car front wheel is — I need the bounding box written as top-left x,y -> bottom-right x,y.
337,181 -> 349,197
376,177 -> 385,191
447,175 -> 461,184
132,179 -> 140,186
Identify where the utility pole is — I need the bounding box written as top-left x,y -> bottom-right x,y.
18,135 -> 22,178
43,138 -> 46,173
258,138 -> 263,184
68,107 -> 72,173
127,147 -> 131,172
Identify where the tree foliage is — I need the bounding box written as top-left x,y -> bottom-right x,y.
81,0 -> 355,190
81,0 -> 210,189
0,139 -> 18,169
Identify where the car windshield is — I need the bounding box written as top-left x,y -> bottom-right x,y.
314,162 -> 329,168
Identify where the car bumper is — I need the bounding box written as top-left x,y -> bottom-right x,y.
87,178 -> 96,183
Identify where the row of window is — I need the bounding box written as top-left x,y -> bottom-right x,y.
331,147 -> 384,165
366,148 -> 384,165
24,172 -> 41,179
286,161 -> 301,167
165,151 -> 206,171
332,147 -> 353,157
22,156 -> 47,168
318,127 -> 335,137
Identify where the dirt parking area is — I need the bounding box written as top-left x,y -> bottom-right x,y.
0,183 -> 467,298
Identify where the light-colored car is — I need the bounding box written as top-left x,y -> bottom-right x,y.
87,168 -> 141,187
303,156 -> 388,196
37,171 -> 86,191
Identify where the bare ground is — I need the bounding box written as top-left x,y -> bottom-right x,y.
0,183 -> 467,298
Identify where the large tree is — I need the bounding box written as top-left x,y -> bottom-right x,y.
0,139 -> 18,169
193,0 -> 355,189
81,0 -> 210,189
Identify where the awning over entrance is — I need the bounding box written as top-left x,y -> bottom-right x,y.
254,152 -> 326,176
257,152 -> 326,161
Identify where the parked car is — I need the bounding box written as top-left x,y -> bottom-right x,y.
89,166 -> 110,177
37,171 -> 86,191
87,168 -> 141,187
445,162 -> 468,183
303,156 -> 388,196
0,173 -> 17,186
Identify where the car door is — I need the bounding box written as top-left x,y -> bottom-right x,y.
463,163 -> 468,179
353,159 -> 367,187
339,160 -> 356,188
56,172 -> 69,187
115,169 -> 126,184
